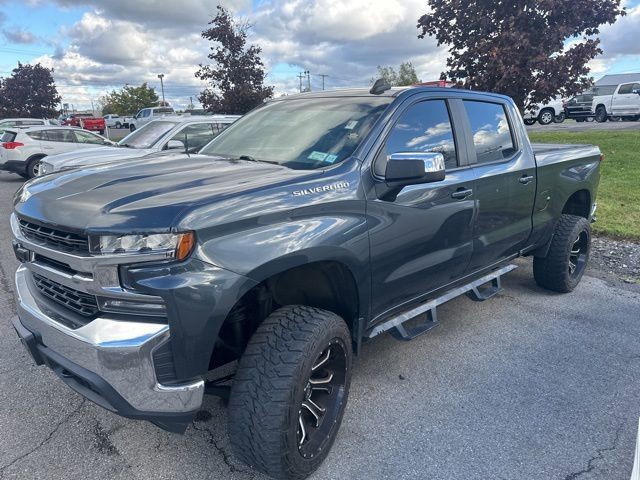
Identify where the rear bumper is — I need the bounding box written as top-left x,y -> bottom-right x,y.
0,160 -> 26,174
13,266 -> 204,432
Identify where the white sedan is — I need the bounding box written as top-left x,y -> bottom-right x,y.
38,115 -> 239,176
0,126 -> 115,179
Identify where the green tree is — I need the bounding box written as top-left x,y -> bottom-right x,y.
100,83 -> 160,115
374,62 -> 420,86
195,5 -> 274,114
397,62 -> 419,86
0,63 -> 60,118
417,0 -> 625,112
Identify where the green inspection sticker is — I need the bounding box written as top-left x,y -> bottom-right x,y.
308,151 -> 328,161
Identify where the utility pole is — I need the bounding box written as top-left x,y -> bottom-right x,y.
318,74 -> 329,90
305,70 -> 311,92
157,73 -> 165,105
297,72 -> 305,93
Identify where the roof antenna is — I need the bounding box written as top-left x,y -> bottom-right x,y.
370,78 -> 391,95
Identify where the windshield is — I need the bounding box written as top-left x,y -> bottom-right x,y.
117,120 -> 179,149
200,97 -> 392,169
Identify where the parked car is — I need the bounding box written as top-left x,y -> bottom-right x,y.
592,81 -> 640,122
103,114 -> 130,129
128,107 -> 176,131
0,126 -> 115,178
62,113 -> 107,134
523,98 -> 566,125
0,118 -> 53,134
38,115 -> 239,175
10,85 -> 601,480
563,93 -> 595,122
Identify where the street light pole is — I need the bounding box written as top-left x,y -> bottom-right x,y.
157,74 -> 165,105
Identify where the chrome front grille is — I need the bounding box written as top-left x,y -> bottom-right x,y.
32,273 -> 99,318
18,218 -> 89,253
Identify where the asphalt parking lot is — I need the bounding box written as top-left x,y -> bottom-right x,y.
0,171 -> 639,480
526,118 -> 640,132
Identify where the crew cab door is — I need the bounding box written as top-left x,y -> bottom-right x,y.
611,83 -> 640,115
461,99 -> 536,271
366,97 -> 476,320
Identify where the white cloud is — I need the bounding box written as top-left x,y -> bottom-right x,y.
598,5 -> 640,58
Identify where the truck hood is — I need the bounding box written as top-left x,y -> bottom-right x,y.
16,153 -> 320,232
46,147 -> 155,171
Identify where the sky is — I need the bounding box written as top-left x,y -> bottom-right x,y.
0,0 -> 639,111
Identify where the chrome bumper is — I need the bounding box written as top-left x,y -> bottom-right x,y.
15,266 -> 204,416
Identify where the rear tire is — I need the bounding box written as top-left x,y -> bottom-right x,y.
523,118 -> 536,126
533,214 -> 591,293
129,124 -> 136,132
595,106 -> 607,123
25,156 -> 44,179
554,112 -> 566,123
228,305 -> 352,480
115,122 -> 122,129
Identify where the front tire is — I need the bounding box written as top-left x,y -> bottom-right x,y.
129,124 -> 136,132
228,306 -> 352,480
554,112 -> 566,123
538,109 -> 555,125
533,214 -> 591,293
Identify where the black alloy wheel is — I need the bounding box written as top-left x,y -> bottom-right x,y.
297,340 -> 347,460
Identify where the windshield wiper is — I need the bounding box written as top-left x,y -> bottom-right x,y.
236,155 -> 280,165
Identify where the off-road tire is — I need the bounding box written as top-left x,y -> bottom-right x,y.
533,214 -> 591,293
228,305 -> 352,480
595,106 -> 607,123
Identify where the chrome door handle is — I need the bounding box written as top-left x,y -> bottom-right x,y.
519,175 -> 534,185
451,188 -> 473,200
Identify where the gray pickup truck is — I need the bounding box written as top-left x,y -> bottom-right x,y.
10,83 -> 601,480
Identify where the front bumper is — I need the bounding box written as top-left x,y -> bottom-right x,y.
14,265 -> 204,433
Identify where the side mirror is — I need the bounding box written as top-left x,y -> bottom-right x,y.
385,152 -> 446,184
166,139 -> 184,150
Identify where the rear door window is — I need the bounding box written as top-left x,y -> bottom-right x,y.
44,129 -> 76,143
462,100 -> 516,164
26,131 -> 47,140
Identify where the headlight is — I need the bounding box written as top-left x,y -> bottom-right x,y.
13,185 -> 32,205
90,232 -> 195,260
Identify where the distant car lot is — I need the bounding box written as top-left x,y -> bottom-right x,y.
526,118 -> 640,132
0,166 -> 639,478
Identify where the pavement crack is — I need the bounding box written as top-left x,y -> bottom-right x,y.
92,419 -> 120,456
191,421 -> 255,477
563,423 -> 624,480
0,398 -> 86,478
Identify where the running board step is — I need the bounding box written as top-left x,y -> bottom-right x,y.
368,264 -> 517,341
